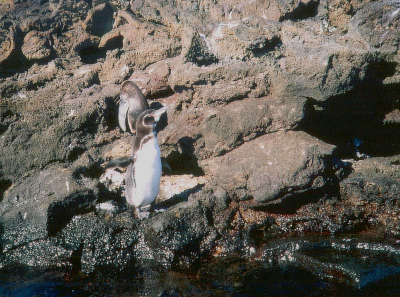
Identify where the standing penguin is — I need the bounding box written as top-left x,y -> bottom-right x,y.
118,80 -> 149,134
125,107 -> 167,218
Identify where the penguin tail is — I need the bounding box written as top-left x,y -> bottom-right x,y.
161,158 -> 172,175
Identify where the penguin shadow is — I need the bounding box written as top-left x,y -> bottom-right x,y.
97,182 -> 129,212
150,101 -> 168,134
163,136 -> 204,176
103,96 -> 120,131
155,183 -> 205,211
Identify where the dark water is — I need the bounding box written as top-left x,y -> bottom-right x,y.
0,267 -> 334,297
1,237 -> 400,297
1,265 -> 400,297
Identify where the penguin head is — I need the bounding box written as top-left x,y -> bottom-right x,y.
118,81 -> 149,134
136,107 -> 167,136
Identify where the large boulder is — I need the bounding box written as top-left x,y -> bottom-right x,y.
159,96 -> 307,166
0,81 -> 119,181
203,131 -> 336,203
21,30 -> 52,61
0,166 -> 98,253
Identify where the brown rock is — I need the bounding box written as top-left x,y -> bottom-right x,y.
159,96 -> 306,160
0,26 -> 16,64
128,59 -> 172,97
82,3 -> 115,37
22,30 -> 52,61
0,166 -> 98,251
348,2 -> 400,52
203,131 -> 336,203
208,19 -> 281,61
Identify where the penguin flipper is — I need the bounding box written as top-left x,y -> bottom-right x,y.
118,98 -> 130,132
104,156 -> 134,169
125,162 -> 136,206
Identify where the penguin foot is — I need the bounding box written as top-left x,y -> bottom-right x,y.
154,208 -> 167,213
135,207 -> 151,219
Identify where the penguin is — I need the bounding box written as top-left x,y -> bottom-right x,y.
105,155 -> 172,174
125,106 -> 167,218
118,80 -> 149,134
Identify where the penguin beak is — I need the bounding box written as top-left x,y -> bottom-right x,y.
118,99 -> 129,132
152,106 -> 167,123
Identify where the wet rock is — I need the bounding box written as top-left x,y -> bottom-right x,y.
339,155 -> 400,236
256,237 -> 400,289
135,192 -> 223,269
21,30 -> 52,61
56,211 -> 137,273
204,131 -> 336,203
1,239 -> 72,269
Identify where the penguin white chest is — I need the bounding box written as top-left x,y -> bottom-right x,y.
133,137 -> 162,207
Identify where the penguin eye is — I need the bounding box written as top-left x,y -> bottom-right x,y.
143,115 -> 154,126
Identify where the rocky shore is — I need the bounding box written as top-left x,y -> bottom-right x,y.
1,0 -> 400,294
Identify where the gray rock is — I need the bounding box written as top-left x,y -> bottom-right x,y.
158,174 -> 207,205
339,155 -> 400,237
0,82 -> 119,180
348,2 -> 400,53
0,166 -> 98,252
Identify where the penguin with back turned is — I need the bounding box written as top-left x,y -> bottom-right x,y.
125,107 -> 167,218
118,80 -> 149,134
104,80 -> 149,169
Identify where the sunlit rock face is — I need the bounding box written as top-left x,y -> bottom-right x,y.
0,0 -> 400,292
